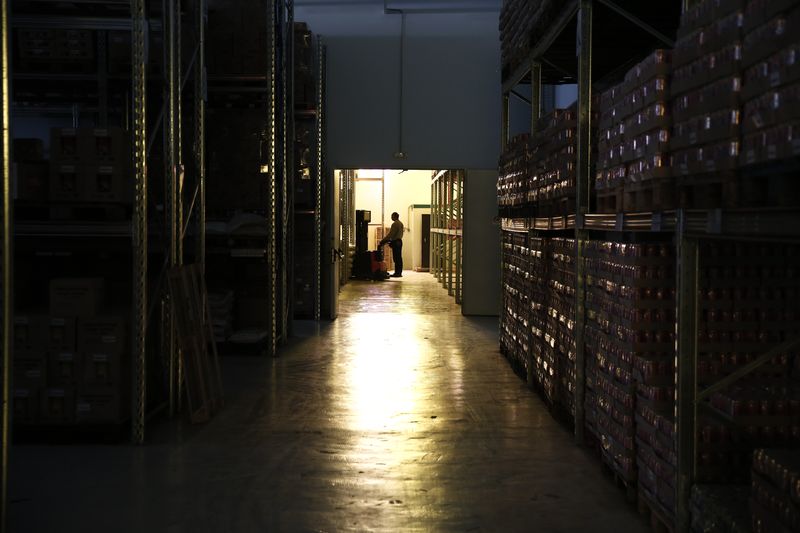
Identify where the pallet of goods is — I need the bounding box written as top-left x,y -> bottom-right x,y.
738,0 -> 800,207
500,231 -> 531,378
530,108 -> 577,217
671,0 -> 744,208
584,240 -> 675,498
751,449 -> 800,532
498,134 -> 532,218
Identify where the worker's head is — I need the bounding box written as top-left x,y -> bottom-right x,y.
391,212 -> 399,221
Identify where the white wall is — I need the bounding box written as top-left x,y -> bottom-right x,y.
295,5 -> 501,170
462,169 -> 499,316
352,169 -> 431,268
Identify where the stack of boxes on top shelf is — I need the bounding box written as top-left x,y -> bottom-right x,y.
596,50 -> 673,214
499,0 -> 563,80
671,0 -> 744,208
500,231 -> 531,378
739,0 -> 800,205
14,278 -> 129,427
531,108 -> 577,217
497,134 -> 531,218
751,449 -> 800,532
584,241 -> 676,510
499,0 -> 535,80
47,127 -> 132,211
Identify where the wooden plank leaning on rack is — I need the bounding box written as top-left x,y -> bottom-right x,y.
167,264 -> 225,424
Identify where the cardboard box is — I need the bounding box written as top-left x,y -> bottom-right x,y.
50,278 -> 106,317
13,138 -> 44,162
49,163 -> 82,201
48,351 -> 82,386
82,165 -> 132,203
13,388 -> 39,424
76,390 -> 124,424
79,127 -> 130,164
47,316 -> 77,351
82,352 -> 126,389
14,358 -> 46,389
13,315 -> 47,357
78,316 -> 127,355
40,387 -> 76,423
50,128 -> 80,161
13,162 -> 49,202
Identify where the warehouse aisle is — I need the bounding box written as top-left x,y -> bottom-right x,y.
10,271 -> 646,533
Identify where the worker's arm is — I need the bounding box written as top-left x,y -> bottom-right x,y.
380,221 -> 402,245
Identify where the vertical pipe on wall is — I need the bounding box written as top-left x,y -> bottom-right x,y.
530,61 -> 542,134
0,0 -> 11,524
574,0 -> 593,445
131,0 -> 148,445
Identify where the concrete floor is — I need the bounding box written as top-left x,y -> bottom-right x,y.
10,271 -> 647,532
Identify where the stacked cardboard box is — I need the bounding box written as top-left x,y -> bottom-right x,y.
500,231 -> 531,378
596,83 -> 628,213
12,138 -> 48,202
207,0 -> 270,78
14,278 -> 129,426
739,1 -> 800,205
530,109 -> 577,217
16,28 -> 95,73
48,127 -> 132,205
545,238 -> 575,415
527,236 -> 548,400
751,449 -> 800,532
207,108 -> 269,211
596,51 -> 673,213
497,134 -> 531,218
499,0 -> 562,80
671,0 -> 744,206
295,22 -> 316,109
585,241 -> 676,492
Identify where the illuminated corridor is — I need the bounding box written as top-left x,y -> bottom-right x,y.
11,271 -> 646,532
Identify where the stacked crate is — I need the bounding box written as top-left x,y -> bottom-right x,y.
595,51 -> 672,213
499,0 -> 535,79
671,0 -> 744,207
528,236 -> 548,391
621,51 -> 674,212
499,0 -> 562,80
697,241 -> 800,480
497,134 -> 531,218
13,278 -> 129,427
16,29 -> 95,73
500,231 -> 531,378
544,238 -> 575,415
751,449 -> 800,532
596,82 -> 628,213
531,109 -> 577,217
739,0 -> 800,206
585,241 -> 676,494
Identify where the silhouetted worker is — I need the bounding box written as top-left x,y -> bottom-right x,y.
379,212 -> 404,277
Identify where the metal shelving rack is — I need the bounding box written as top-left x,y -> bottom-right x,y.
499,1 -> 800,531
5,0 -> 211,444
431,169 -> 462,304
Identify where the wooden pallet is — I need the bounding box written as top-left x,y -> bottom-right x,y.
674,172 -> 736,209
637,489 -> 675,533
600,455 -> 638,504
623,178 -> 677,213
596,186 -> 623,214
